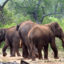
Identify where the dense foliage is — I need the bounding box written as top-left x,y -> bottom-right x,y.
0,0 -> 64,25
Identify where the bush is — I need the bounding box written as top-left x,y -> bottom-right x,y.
3,23 -> 16,28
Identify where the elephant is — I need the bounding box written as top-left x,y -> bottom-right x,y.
28,22 -> 64,60
16,20 -> 38,59
0,28 -> 6,44
0,26 -> 22,57
4,26 -> 22,56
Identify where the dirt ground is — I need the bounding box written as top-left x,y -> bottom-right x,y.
0,48 -> 64,64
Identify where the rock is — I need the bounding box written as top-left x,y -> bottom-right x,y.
20,60 -> 29,64
0,61 -> 19,64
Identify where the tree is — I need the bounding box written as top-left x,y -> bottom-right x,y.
9,0 -> 64,23
2,0 -> 64,24
0,0 -> 9,24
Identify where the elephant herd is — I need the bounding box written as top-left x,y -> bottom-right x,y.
0,20 -> 64,60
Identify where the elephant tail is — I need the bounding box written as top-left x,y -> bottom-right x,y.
16,22 -> 23,31
16,24 -> 20,31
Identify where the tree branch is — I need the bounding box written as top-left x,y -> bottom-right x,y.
1,0 -> 9,9
40,12 -> 64,23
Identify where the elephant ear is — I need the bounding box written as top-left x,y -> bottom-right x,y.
50,22 -> 59,33
54,22 -> 59,28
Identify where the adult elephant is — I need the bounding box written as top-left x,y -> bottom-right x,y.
0,26 -> 22,57
16,20 -> 38,59
28,22 -> 64,60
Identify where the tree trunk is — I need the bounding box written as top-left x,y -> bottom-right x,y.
32,0 -> 41,24
40,12 -> 63,23
0,0 -> 9,24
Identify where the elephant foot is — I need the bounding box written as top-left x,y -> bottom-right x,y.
23,57 -> 29,59
36,54 -> 39,58
44,57 -> 48,60
32,56 -> 36,61
3,53 -> 7,56
27,56 -> 31,59
38,56 -> 43,59
24,58 -> 28,60
32,58 -> 36,61
23,55 -> 28,58
23,56 -> 30,60
38,57 -> 43,60
54,56 -> 59,59
44,56 -> 48,60
17,54 -> 21,56
10,55 -> 15,57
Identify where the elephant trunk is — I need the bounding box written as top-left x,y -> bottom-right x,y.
61,38 -> 64,48
60,32 -> 64,48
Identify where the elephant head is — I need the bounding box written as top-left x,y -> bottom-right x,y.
49,22 -> 64,48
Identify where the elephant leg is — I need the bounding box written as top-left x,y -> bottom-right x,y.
12,48 -> 15,57
50,39 -> 58,59
28,39 -> 39,60
44,44 -> 48,59
16,47 -> 21,56
31,45 -> 38,60
22,44 -> 29,58
10,40 -> 19,57
2,43 -> 8,56
17,50 -> 21,56
10,48 -> 15,57
38,48 -> 42,59
27,40 -> 37,60
10,46 -> 15,57
2,38 -> 9,56
10,47 -> 13,56
11,42 -> 18,57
